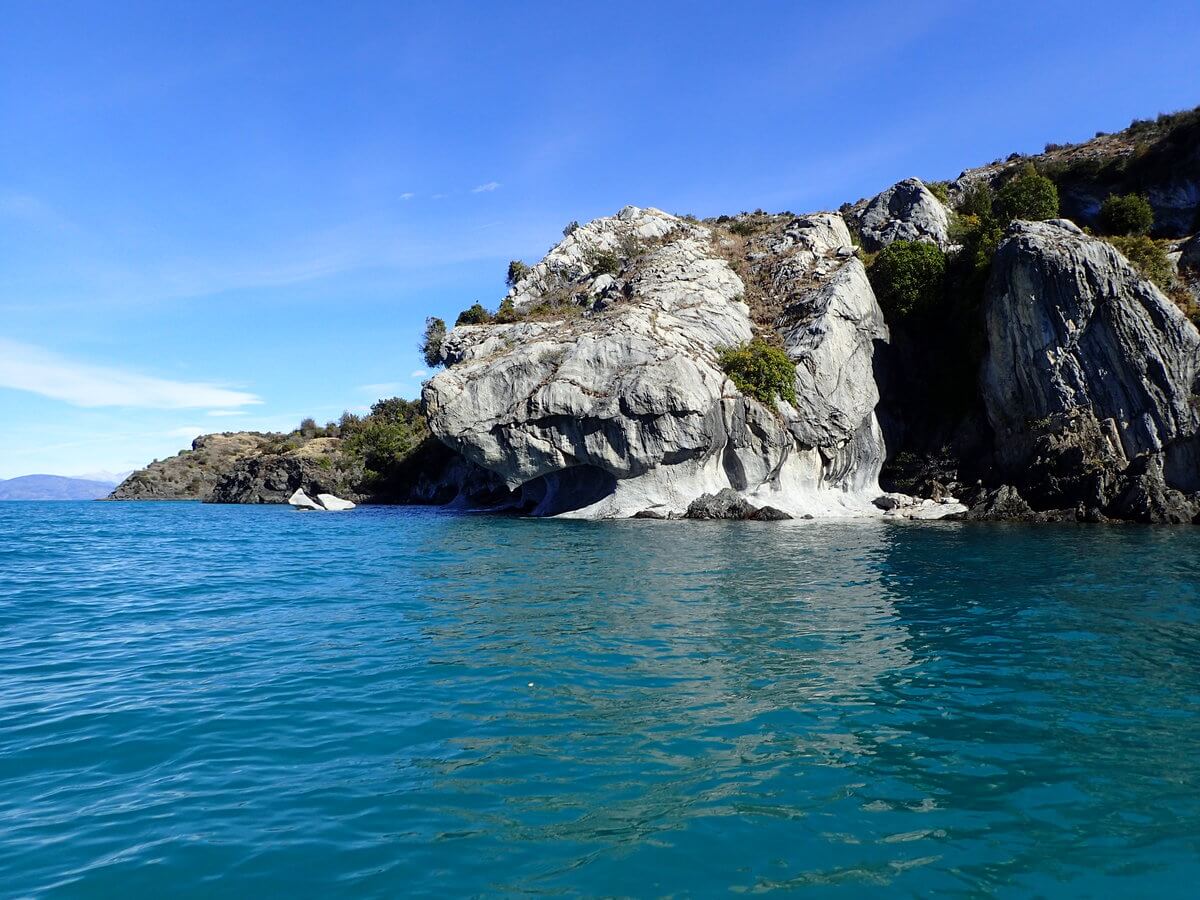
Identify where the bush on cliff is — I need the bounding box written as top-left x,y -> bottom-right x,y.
592,251 -> 620,276
341,397 -> 430,484
867,240 -> 947,319
719,340 -> 797,406
419,317 -> 446,368
1099,193 -> 1154,236
957,183 -> 995,221
506,260 -> 530,287
493,296 -> 518,323
455,303 -> 493,326
994,164 -> 1059,223
1105,235 -> 1175,292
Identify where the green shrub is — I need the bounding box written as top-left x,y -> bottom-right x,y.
1105,235 -> 1174,291
419,316 -> 447,368
927,181 -> 950,205
455,302 -> 493,326
718,340 -> 797,406
505,260 -> 530,287
867,240 -> 947,319
592,251 -> 620,276
341,397 -> 430,482
994,164 -> 1059,223
956,183 -> 995,220
1099,193 -> 1154,236
493,295 -> 518,323
298,417 -> 318,438
562,220 -> 580,237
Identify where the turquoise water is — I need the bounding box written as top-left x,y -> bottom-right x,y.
2,503 -> 1200,897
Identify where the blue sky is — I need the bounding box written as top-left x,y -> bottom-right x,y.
2,0 -> 1198,478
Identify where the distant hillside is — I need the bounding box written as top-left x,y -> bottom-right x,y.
0,475 -> 117,501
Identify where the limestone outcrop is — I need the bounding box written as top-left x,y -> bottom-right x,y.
979,219 -> 1200,518
855,178 -> 952,252
286,489 -> 357,511
983,219 -> 1200,471
423,206 -> 901,519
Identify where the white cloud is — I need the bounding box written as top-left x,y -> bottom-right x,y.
471,181 -> 501,193
410,369 -> 428,379
0,339 -> 262,409
400,192 -> 415,200
167,425 -> 206,439
206,409 -> 248,417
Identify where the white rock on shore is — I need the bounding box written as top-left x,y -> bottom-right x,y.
423,206 -> 952,520
287,488 -> 356,511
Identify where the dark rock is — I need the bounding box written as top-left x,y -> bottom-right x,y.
1108,453 -> 1200,524
685,489 -> 760,520
960,485 -> 1036,521
210,451 -> 362,504
632,509 -> 667,519
751,505 -> 793,521
684,489 -> 764,520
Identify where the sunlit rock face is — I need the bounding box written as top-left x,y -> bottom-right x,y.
983,219 -> 1200,493
422,206 -> 897,518
854,178 -> 952,252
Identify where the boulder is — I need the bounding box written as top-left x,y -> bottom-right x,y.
684,489 -> 761,519
316,493 -> 356,511
423,207 -> 897,519
856,178 -> 952,252
982,220 -> 1200,492
1108,453 -> 1199,524
683,489 -> 792,520
288,488 -> 323,511
751,505 -> 794,521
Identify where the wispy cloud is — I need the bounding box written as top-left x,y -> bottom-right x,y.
471,181 -> 501,193
410,369 -> 428,379
0,338 -> 261,409
400,192 -> 415,200
206,409 -> 248,417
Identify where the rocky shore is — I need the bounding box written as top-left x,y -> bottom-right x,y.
113,107 -> 1200,522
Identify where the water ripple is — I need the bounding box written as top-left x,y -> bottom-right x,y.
1,503 -> 1199,896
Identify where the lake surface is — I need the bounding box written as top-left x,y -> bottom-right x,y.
2,502 -> 1199,897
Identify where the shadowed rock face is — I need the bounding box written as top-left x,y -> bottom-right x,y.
423,206 -> 893,519
983,219 -> 1200,479
855,178 -> 952,252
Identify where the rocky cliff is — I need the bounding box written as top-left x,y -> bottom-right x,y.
974,219 -> 1200,520
115,105 -> 1200,523
422,206 -> 912,519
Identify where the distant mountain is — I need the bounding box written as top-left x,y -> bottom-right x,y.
0,475 -> 118,501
